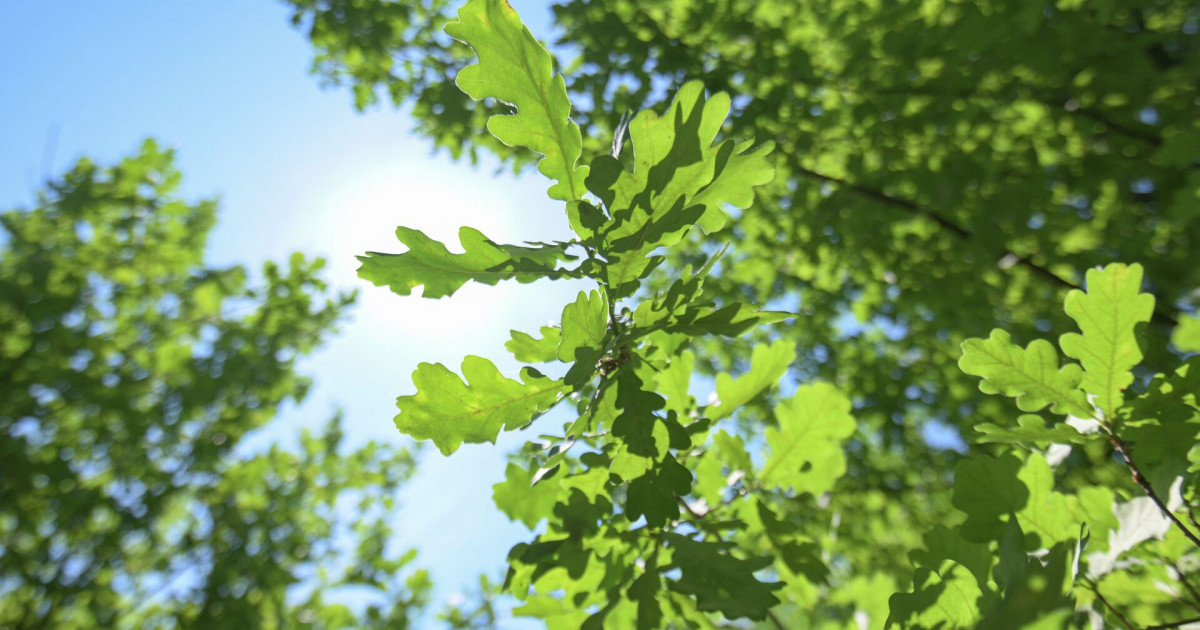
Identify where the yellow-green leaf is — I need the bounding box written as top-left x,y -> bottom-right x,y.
1059,263 -> 1155,417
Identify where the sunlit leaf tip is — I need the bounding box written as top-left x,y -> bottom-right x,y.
445,0 -> 589,203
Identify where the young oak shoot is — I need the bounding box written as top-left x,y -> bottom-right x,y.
355,0 -> 851,626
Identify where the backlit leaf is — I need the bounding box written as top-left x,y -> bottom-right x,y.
760,382 -> 856,495
507,326 -> 562,363
887,561 -> 983,629
396,356 -> 567,454
709,339 -> 795,420
973,414 -> 1093,447
557,289 -> 608,362
445,0 -> 589,202
959,330 -> 1092,418
358,226 -> 576,299
1059,263 -> 1155,416
952,453 -> 1028,542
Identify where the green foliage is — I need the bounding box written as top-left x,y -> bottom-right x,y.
708,339 -> 794,420
446,0 -> 589,202
959,330 -> 1091,417
1174,315 -> 1200,353
358,226 -> 578,298
0,143 -> 430,627
884,263 -> 1200,627
353,0 -> 823,623
287,0 -> 1200,626
1059,263 -> 1156,417
760,383 -> 857,496
398,357 -> 567,455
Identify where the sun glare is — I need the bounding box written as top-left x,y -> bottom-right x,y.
320,159 -> 537,349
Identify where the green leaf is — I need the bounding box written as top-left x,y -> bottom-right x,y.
709,339 -> 794,420
512,596 -> 590,629
610,370 -> 670,466
445,0 -> 589,202
1059,263 -> 1155,416
664,533 -> 781,621
358,226 -> 576,299
587,82 -> 774,296
507,325 -> 562,363
951,453 -> 1028,542
625,455 -> 692,528
756,500 -> 829,583
494,462 -> 560,529
652,303 -> 792,338
589,82 -> 773,238
693,430 -> 751,506
994,516 -> 1027,594
630,246 -> 729,333
689,137 -> 776,232
557,290 -> 608,362
396,356 -> 567,454
959,329 -> 1092,418
760,382 -> 856,496
655,350 -> 695,417
628,568 -> 663,630
1121,356 -> 1200,426
887,561 -> 983,629
973,414 -> 1093,447
976,543 -> 1078,629
909,525 -> 994,591
1172,314 -> 1200,353
1014,453 -> 1074,546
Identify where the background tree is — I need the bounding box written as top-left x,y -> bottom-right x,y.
280,0 -> 1200,627
0,141 -> 430,629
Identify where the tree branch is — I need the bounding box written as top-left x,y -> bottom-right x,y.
789,164 -> 1180,329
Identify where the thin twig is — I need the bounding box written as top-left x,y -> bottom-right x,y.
1087,578 -> 1137,629
1112,437 -> 1200,551
676,495 -> 707,520
766,608 -> 789,630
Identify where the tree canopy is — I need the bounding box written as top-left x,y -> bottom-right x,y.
279,0 -> 1200,627
4,0 -> 1199,628
0,142 -> 431,628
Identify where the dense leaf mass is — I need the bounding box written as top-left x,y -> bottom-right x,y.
275,0 -> 1200,626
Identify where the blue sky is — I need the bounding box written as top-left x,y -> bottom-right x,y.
0,0 -> 590,619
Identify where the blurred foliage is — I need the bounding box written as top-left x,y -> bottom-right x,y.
0,142 -> 430,628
